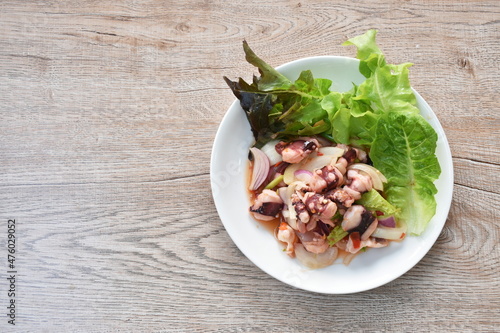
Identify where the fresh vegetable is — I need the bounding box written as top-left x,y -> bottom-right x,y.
327,226 -> 348,246
265,175 -> 284,189
347,163 -> 387,191
372,226 -> 406,240
260,139 -> 282,165
378,216 -> 396,228
294,244 -> 339,269
293,169 -> 313,183
370,112 -> 440,235
356,189 -> 398,218
248,147 -> 270,190
224,30 -> 441,236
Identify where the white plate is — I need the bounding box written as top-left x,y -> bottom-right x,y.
210,56 -> 453,294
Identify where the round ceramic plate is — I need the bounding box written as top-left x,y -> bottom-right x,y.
210,56 -> 453,294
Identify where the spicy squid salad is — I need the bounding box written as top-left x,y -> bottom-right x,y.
224,30 -> 441,269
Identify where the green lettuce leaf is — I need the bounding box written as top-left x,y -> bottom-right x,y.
342,29 -> 384,78
353,62 -> 420,114
327,226 -> 348,246
370,112 -> 441,235
335,30 -> 419,147
330,107 -> 352,144
356,189 -> 399,217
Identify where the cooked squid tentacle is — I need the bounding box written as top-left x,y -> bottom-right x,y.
342,147 -> 358,164
354,148 -> 368,163
343,169 -> 373,200
305,216 -> 318,232
341,205 -> 377,235
332,146 -> 368,175
303,192 -> 337,223
276,222 -> 298,257
291,193 -> 310,224
292,191 -> 338,231
250,189 -> 284,221
326,188 -> 355,208
309,165 -> 344,193
275,138 -> 319,164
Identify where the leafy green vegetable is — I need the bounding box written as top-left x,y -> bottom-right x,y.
356,189 -> 399,217
327,226 -> 348,246
331,30 -> 420,145
342,29 -> 384,78
370,112 -> 441,235
331,210 -> 342,222
224,30 -> 441,236
223,43 -> 341,145
353,62 -> 419,114
242,40 -> 292,91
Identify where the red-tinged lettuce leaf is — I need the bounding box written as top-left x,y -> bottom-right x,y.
224,43 -> 337,143
223,76 -> 280,142
243,40 -> 292,91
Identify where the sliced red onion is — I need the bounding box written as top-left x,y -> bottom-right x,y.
378,216 -> 396,228
249,147 -> 270,190
294,169 -> 313,183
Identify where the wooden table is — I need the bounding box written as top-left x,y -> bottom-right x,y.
1,1 -> 498,331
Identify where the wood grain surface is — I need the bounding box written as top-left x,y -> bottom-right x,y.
0,0 -> 499,332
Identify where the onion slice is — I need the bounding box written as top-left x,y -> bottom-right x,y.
318,147 -> 344,162
282,181 -> 307,230
294,169 -> 313,183
283,163 -> 301,185
294,244 -> 338,269
248,147 -> 270,190
348,163 -> 387,191
371,225 -> 407,240
378,216 -> 396,228
343,252 -> 358,266
302,154 -> 336,172
260,139 -> 282,165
